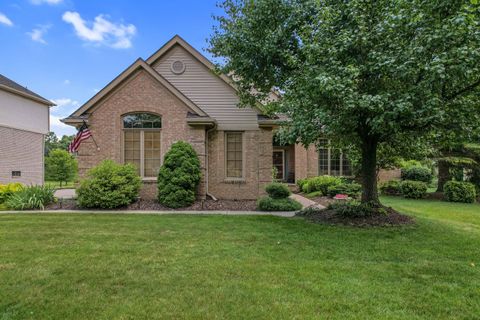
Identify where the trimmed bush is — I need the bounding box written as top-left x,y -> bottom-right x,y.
326,183 -> 361,198
5,185 -> 55,210
400,180 -> 427,199
301,175 -> 342,195
328,200 -> 379,218
379,180 -> 402,196
401,166 -> 433,184
444,181 -> 477,203
0,182 -> 23,203
257,196 -> 302,211
265,183 -> 291,199
77,160 -> 141,209
297,179 -> 307,190
157,141 -> 201,208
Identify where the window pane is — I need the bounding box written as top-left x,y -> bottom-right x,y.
123,113 -> 162,129
330,149 -> 341,176
318,148 -> 329,175
226,132 -> 243,178
342,154 -> 352,176
143,130 -> 161,177
124,131 -> 141,175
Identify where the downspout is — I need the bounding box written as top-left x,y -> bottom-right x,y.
205,123 -> 218,201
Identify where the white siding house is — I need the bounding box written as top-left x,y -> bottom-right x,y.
0,74 -> 54,185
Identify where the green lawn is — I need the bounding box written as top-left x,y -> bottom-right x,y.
1,199 -> 479,319
45,180 -> 76,189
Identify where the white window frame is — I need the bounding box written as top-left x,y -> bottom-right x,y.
318,140 -> 352,177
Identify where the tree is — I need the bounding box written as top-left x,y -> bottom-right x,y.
44,132 -> 75,156
45,149 -> 78,186
209,0 -> 480,206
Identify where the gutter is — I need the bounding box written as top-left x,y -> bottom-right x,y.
205,123 -> 218,201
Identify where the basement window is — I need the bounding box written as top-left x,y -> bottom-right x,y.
12,171 -> 21,178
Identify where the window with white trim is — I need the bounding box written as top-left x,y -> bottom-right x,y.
318,139 -> 352,176
123,113 -> 161,178
225,132 -> 243,178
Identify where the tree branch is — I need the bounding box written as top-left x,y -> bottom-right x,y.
444,78 -> 480,101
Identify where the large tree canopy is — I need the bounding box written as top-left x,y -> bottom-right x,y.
210,0 -> 480,205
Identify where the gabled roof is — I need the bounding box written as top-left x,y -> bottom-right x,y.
146,35 -> 239,93
62,58 -> 208,124
0,73 -> 54,106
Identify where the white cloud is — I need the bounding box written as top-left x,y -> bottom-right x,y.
51,98 -> 79,108
50,114 -> 76,136
27,25 -> 50,44
63,79 -> 70,85
62,11 -> 136,49
31,0 -> 63,5
0,12 -> 13,26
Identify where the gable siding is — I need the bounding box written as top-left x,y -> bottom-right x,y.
151,45 -> 259,131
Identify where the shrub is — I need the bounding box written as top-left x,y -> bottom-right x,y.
327,200 -> 380,218
257,196 -> 302,211
401,166 -> 432,184
45,149 -> 78,186
77,160 -> 141,209
297,178 -> 307,190
0,182 -> 23,203
379,180 -> 402,196
157,141 -> 201,208
400,180 -> 428,199
5,185 -> 55,210
444,181 -> 477,203
301,175 -> 342,195
326,183 -> 361,198
265,183 -> 291,199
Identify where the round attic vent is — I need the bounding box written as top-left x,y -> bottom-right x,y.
171,60 -> 186,74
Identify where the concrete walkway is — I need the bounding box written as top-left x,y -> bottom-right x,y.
290,193 -> 326,209
54,189 -> 76,199
0,209 -> 297,217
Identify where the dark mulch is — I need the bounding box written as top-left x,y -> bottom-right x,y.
46,198 -> 258,211
298,206 -> 414,227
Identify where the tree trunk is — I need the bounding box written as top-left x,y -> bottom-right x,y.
437,159 -> 450,192
360,137 -> 379,205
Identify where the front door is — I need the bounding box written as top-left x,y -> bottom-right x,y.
272,150 -> 285,181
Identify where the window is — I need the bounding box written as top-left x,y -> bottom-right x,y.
123,113 -> 161,178
11,171 -> 21,178
318,139 -> 352,176
225,132 -> 243,178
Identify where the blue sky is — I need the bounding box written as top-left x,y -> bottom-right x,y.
0,0 -> 222,136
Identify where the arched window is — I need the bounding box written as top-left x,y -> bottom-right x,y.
123,113 -> 161,178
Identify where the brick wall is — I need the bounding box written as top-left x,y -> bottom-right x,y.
207,128 -> 273,200
0,126 -> 44,185
76,69 -> 207,199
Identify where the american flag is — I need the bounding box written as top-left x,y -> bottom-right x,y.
68,122 -> 92,153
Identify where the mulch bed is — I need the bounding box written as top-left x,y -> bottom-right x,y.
46,198 -> 257,211
298,206 -> 414,227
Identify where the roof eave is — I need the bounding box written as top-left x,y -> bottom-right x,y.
0,84 -> 55,106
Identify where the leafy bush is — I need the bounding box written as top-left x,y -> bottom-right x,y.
301,175 -> 342,195
5,185 -> 55,210
157,141 -> 201,208
444,181 -> 477,203
45,149 -> 78,186
326,183 -> 361,198
257,196 -> 302,211
401,166 -> 433,184
77,160 -> 141,209
297,178 -> 307,190
379,180 -> 402,196
400,180 -> 428,199
0,182 -> 23,203
265,183 -> 291,199
327,200 -> 381,218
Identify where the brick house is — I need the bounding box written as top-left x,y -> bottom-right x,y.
0,73 -> 54,185
63,35 -> 398,200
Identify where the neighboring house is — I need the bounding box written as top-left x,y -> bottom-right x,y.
0,74 -> 54,185
63,35 -> 398,200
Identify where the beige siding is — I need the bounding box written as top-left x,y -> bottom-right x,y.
0,126 -> 44,185
151,45 -> 260,131
0,90 -> 50,134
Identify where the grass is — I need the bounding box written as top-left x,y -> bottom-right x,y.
1,199 -> 479,319
45,180 -> 76,189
